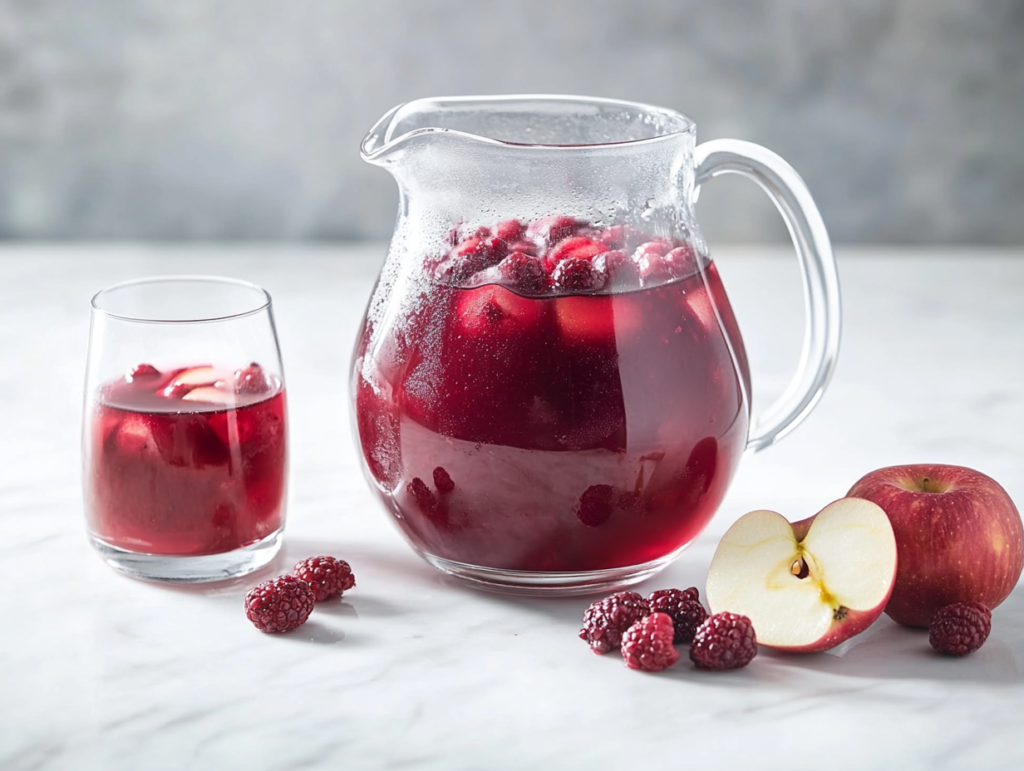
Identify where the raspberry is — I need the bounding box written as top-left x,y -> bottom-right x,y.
575,484 -> 616,527
407,477 -> 438,514
620,612 -> 680,672
458,233 -> 509,266
527,215 -> 579,246
651,586 -> 699,604
635,241 -> 697,283
234,362 -> 270,395
435,253 -> 488,284
407,475 -> 436,511
597,225 -> 628,250
244,575 -> 316,633
633,238 -> 672,261
690,612 -> 757,670
433,466 -> 455,493
128,363 -> 160,381
552,257 -> 606,293
407,476 -> 448,525
451,235 -> 486,259
592,248 -> 628,275
293,556 -> 355,603
929,602 -> 992,656
594,249 -> 640,291
579,591 -> 650,654
648,588 -> 707,644
436,233 -> 507,285
494,218 -> 525,244
498,251 -> 547,294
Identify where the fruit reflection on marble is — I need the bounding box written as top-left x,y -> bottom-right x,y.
705,498 -> 898,652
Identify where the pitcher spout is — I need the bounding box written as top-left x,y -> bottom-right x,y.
360,102 -> 407,165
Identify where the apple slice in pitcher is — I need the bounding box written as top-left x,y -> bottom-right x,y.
705,499 -> 897,652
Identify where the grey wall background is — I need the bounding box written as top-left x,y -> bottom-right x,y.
1,0 -> 1022,244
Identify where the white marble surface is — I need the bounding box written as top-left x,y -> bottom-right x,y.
2,244 -> 1024,770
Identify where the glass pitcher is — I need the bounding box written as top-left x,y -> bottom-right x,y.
353,95 -> 839,595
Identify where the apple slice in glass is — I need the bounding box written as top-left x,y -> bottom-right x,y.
705,498 -> 897,652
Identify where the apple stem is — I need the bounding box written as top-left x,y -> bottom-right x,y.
917,475 -> 948,494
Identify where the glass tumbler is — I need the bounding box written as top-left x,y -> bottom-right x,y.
83,276 -> 288,582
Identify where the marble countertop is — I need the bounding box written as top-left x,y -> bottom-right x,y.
2,244 -> 1024,770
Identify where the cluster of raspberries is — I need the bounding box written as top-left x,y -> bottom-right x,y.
434,215 -> 698,295
580,588 -> 757,672
244,556 -> 356,634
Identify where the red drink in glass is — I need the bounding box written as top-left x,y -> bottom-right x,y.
84,364 -> 287,557
354,218 -> 751,574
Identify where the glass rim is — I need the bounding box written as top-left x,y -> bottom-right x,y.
91,275 -> 272,324
362,94 -> 697,160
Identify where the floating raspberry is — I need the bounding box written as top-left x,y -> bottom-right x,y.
635,241 -> 697,283
128,363 -> 160,381
234,362 -> 270,395
450,235 -> 488,260
293,556 -> 355,603
592,249 -> 635,287
579,591 -> 650,654
433,466 -> 455,493
929,602 -> 992,656
435,252 -> 488,284
552,257 -> 606,293
458,233 -> 508,266
526,214 -> 579,246
690,612 -> 757,670
244,575 -> 316,633
648,588 -> 707,644
435,232 -> 507,286
494,218 -> 525,244
498,251 -> 546,294
633,238 -> 672,261
620,612 -> 680,672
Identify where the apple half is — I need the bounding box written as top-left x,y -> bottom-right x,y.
706,498 -> 898,652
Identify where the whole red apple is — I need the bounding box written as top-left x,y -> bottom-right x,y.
848,464 -> 1023,628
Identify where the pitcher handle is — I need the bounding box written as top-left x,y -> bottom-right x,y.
694,139 -> 841,453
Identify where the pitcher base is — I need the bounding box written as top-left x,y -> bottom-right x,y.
418,548 -> 689,597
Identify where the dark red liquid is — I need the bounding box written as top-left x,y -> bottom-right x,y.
84,366 -> 287,556
354,262 -> 750,572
